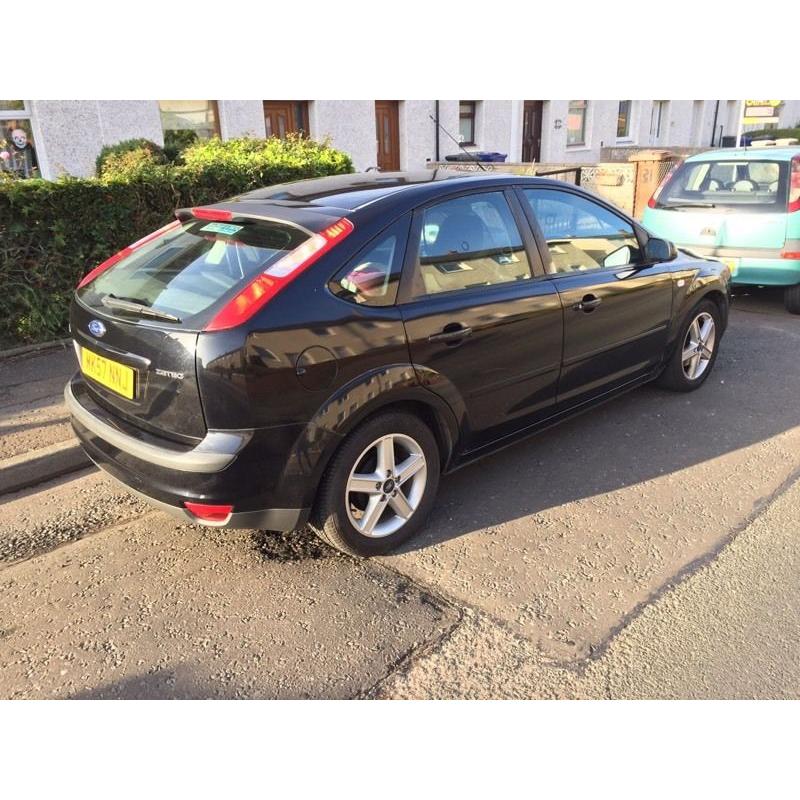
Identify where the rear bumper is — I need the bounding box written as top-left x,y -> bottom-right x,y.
677,245 -> 800,287
65,381 -> 249,473
66,374 -> 311,531
113,477 -> 308,531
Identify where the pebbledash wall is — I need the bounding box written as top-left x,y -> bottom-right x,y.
10,99 -> 800,180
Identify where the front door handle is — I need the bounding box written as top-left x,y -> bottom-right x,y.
428,324 -> 473,344
572,294 -> 602,313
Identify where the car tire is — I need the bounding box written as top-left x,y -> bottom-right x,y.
657,299 -> 721,392
309,411 -> 440,557
784,285 -> 800,315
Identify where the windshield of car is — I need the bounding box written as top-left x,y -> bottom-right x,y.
656,159 -> 789,213
78,218 -> 309,325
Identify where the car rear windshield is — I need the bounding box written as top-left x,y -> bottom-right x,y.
656,159 -> 789,213
78,218 -> 309,325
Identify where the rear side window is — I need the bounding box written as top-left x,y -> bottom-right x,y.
78,219 -> 309,323
329,217 -> 408,306
656,159 -> 788,212
523,188 -> 642,273
411,191 -> 532,297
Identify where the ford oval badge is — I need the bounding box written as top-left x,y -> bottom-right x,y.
88,319 -> 106,338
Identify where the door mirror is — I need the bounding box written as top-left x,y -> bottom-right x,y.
645,237 -> 678,263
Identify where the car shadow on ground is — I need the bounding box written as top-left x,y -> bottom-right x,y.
394,293 -> 800,554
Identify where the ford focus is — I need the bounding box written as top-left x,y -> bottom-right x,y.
67,171 -> 731,556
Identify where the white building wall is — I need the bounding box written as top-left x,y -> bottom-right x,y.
21,98 -> 800,182
218,101 -> 266,138
30,100 -> 163,179
400,100 -> 438,170
310,100 -> 376,171
471,100 -> 514,157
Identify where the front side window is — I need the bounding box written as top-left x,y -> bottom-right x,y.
412,192 -> 532,297
459,101 -> 476,145
617,100 -> 631,138
567,100 -> 587,146
330,217 -> 407,307
655,159 -> 788,213
523,188 -> 642,273
0,101 -> 39,179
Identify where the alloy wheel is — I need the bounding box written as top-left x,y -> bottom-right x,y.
345,433 -> 428,538
681,311 -> 716,380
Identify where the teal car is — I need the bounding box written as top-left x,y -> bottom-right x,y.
642,146 -> 800,313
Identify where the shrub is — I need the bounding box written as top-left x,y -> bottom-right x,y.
163,129 -> 199,163
99,147 -> 171,180
95,138 -> 166,176
0,137 -> 354,347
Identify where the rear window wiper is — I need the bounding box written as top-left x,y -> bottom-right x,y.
101,294 -> 182,323
664,201 -> 716,209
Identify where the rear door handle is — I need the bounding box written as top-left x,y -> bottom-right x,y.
428,324 -> 473,344
572,294 -> 602,313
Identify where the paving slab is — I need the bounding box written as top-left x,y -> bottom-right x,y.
384,306 -> 800,661
0,478 -> 456,699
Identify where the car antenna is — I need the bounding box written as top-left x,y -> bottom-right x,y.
428,114 -> 487,171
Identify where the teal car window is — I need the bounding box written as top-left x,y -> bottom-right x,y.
657,159 -> 788,213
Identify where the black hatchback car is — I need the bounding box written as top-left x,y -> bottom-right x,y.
67,171 -> 730,556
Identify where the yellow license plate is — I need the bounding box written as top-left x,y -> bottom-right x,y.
80,347 -> 136,399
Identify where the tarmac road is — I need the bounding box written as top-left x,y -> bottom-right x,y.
0,288 -> 798,698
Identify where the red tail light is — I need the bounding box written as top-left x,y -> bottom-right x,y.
76,220 -> 181,289
647,160 -> 682,209
789,155 -> 800,213
204,217 -> 354,332
184,502 -> 234,523
191,207 -> 233,222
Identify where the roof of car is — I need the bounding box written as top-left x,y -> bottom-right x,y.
231,169 -> 541,213
685,146 -> 800,162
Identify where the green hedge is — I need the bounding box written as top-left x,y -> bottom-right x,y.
0,136 -> 353,347
744,126 -> 800,141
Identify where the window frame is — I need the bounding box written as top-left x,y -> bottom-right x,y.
158,100 -> 220,139
566,100 -> 588,147
459,101 -> 477,146
327,213 -> 412,308
514,185 -> 650,277
396,187 -> 546,305
0,100 -> 29,119
1,100 -> 41,179
617,100 -> 632,140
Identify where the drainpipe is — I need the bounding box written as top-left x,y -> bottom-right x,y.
434,100 -> 440,162
711,100 -> 720,146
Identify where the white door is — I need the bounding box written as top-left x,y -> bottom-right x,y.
650,101 -> 667,146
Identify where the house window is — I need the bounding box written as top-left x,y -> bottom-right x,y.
0,100 -> 39,179
567,100 -> 587,146
263,101 -> 309,138
459,101 -> 476,145
617,100 -> 631,138
159,100 -> 220,141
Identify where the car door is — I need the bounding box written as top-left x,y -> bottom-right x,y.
518,186 -> 674,409
399,188 -> 563,450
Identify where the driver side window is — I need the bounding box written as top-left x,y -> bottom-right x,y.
522,188 -> 642,274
